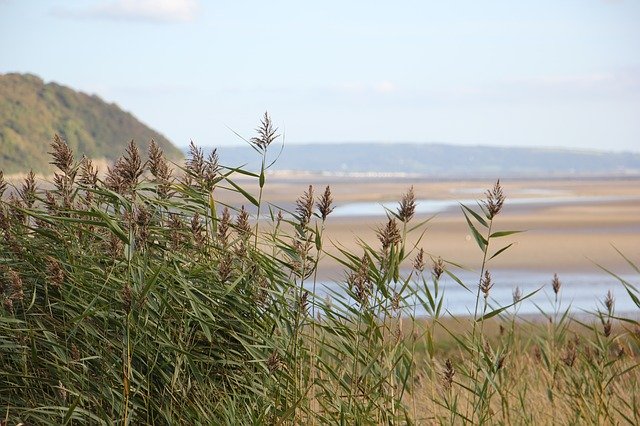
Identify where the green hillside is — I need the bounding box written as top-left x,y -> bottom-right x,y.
0,73 -> 182,174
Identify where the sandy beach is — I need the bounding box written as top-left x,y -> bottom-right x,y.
249,175 -> 640,281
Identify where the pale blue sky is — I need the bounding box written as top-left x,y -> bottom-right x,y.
1,0 -> 639,151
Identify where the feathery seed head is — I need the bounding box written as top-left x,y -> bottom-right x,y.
47,258 -> 65,290
413,248 -> 426,272
186,141 -> 205,179
480,270 -> 493,298
397,186 -> 416,223
120,140 -> 145,188
443,359 -> 455,390
250,111 -> 279,151
513,286 -> 522,304
377,217 -> 401,251
217,207 -> 231,246
49,135 -> 74,174
299,290 -> 309,316
316,185 -> 334,221
190,212 -> 205,247
19,171 -> 37,208
296,185 -> 314,228
167,213 -> 184,250
218,254 -> 233,283
432,256 -> 445,280
348,255 -> 371,305
483,180 -> 505,220
552,273 -> 561,295
148,140 -> 165,176
604,290 -> 615,313
79,157 -> 98,187
236,206 -> 252,237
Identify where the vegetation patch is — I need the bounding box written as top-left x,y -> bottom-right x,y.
0,115 -> 638,424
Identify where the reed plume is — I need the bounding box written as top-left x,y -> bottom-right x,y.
296,185 -> 314,228
397,186 -> 416,222
483,179 -> 505,219
250,111 -> 279,151
316,185 -> 334,221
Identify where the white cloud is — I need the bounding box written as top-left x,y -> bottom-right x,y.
54,0 -> 200,23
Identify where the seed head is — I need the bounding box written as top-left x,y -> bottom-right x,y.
551,273 -> 561,295
79,157 -> 98,188
397,186 -> 416,223
134,205 -> 152,244
348,255 -> 371,305
299,290 -> 309,316
432,256 -> 445,280
266,350 -> 282,373
218,254 -> 233,283
204,149 -> 219,189
603,319 -> 612,337
190,212 -> 205,247
167,213 -> 184,250
443,359 -> 455,390
49,134 -> 74,174
250,111 -> 279,151
482,180 -> 505,220
496,355 -> 506,370
413,248 -> 425,272
120,140 -> 145,189
296,185 -> 314,228
235,206 -> 252,237
391,292 -> 401,312
512,286 -> 522,304
377,217 -> 401,252
148,140 -> 163,175
19,170 -> 37,208
148,141 -> 174,197
480,270 -> 493,299
217,207 -> 231,246
316,185 -> 334,221
186,141 -> 205,179
604,290 -> 614,313
47,258 -> 65,290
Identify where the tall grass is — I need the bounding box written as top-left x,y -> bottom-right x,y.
0,119 -> 638,425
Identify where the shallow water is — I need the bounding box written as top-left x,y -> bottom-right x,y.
312,269 -> 639,318
330,195 -> 639,218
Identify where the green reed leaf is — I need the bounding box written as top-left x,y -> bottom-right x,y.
462,209 -> 487,252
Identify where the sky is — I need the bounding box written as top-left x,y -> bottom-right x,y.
1,0 -> 639,152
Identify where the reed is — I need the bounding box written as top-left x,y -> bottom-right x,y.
0,115 -> 638,425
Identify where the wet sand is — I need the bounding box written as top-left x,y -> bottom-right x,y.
255,176 -> 640,281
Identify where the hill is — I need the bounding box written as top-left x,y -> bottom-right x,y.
207,142 -> 640,178
0,73 -> 182,174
